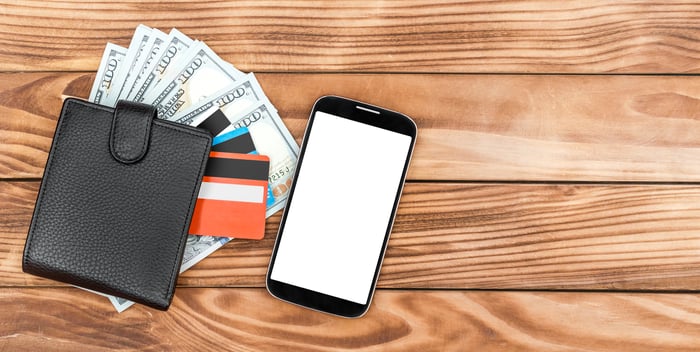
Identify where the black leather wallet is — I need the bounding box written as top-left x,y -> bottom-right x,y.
23,98 -> 211,310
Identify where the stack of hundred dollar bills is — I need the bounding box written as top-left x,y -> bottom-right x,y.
87,24 -> 299,312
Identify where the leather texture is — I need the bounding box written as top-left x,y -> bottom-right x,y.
110,100 -> 155,163
23,98 -> 211,310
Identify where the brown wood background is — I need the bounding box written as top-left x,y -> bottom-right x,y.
2,1 -> 700,350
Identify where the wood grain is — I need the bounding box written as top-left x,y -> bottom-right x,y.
3,73 -> 700,181
5,181 -> 700,290
1,1 -> 700,73
2,288 -> 700,351
3,1 -> 700,350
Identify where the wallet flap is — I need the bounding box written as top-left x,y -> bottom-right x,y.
110,100 -> 155,164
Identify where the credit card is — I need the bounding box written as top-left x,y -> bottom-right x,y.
197,108 -> 230,136
189,152 -> 269,239
212,126 -> 256,154
211,126 -> 275,208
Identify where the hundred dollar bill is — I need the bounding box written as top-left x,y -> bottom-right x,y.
170,73 -> 267,125
107,235 -> 231,312
118,28 -> 170,101
102,25 -> 156,106
89,43 -> 127,105
127,29 -> 195,102
141,41 -> 245,119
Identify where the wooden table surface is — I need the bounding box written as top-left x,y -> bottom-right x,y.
3,1 -> 700,350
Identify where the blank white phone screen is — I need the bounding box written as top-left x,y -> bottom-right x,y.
271,111 -> 412,304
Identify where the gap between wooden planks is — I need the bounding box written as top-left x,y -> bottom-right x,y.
1,287 -> 700,351
1,73 -> 700,181
0,1 -> 699,73
4,181 -> 700,291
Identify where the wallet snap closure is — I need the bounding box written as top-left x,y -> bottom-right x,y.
110,100 -> 156,164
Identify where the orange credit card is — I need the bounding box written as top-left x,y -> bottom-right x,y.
189,152 -> 269,239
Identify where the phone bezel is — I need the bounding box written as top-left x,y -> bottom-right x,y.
266,95 -> 417,318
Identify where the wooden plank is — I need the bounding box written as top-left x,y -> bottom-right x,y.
2,288 -> 700,351
0,73 -> 90,178
3,73 -> 700,181
1,1 -> 700,73
5,181 -> 700,290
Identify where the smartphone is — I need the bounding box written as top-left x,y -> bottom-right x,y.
266,96 -> 416,318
